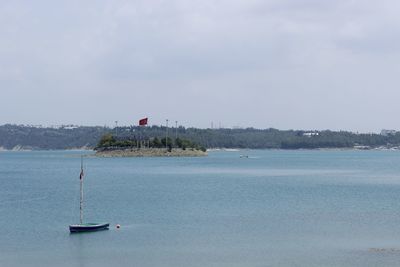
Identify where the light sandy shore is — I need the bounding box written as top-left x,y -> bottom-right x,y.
95,148 -> 207,157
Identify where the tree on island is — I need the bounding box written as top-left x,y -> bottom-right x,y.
96,134 -> 206,152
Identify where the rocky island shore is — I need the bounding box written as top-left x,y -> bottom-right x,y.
95,148 -> 207,157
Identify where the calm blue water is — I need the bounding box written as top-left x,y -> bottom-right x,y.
1,150 -> 400,266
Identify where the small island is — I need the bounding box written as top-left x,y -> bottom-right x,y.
94,134 -> 207,157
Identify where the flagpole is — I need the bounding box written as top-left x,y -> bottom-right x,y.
175,121 -> 178,139
166,119 -> 169,150
138,118 -> 148,148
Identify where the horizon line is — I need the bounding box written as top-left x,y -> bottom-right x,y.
0,123 -> 395,135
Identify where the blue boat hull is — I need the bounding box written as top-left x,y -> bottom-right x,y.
69,223 -> 109,233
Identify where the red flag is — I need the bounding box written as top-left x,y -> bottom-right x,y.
139,117 -> 148,126
79,169 -> 84,180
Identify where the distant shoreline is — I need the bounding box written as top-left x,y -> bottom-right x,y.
0,146 -> 92,152
2,124 -> 400,151
1,147 -> 400,153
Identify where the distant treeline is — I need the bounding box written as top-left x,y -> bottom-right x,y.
0,124 -> 400,150
0,124 -> 106,150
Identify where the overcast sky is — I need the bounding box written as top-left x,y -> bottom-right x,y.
1,0 -> 400,132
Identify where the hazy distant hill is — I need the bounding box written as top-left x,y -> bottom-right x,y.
0,124 -> 108,150
0,124 -> 399,150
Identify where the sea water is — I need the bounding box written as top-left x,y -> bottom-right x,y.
1,150 -> 400,266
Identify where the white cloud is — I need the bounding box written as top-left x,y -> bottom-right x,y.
1,0 -> 400,131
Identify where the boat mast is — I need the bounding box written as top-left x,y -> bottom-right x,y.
80,156 -> 84,224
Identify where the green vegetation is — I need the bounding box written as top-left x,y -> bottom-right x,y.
96,134 -> 206,152
1,124 -> 400,150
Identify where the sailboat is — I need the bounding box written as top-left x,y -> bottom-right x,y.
69,156 -> 109,233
